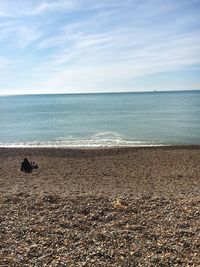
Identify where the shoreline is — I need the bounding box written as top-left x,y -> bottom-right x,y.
1,141 -> 200,149
1,144 -> 200,157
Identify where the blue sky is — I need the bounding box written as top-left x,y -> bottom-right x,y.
0,0 -> 200,95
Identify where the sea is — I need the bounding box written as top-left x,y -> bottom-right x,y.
0,91 -> 200,147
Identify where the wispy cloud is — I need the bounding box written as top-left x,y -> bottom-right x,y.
0,0 -> 200,94
0,0 -> 76,17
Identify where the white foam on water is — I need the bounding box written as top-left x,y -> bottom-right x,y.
0,131 -> 167,147
0,139 -> 164,148
92,132 -> 122,139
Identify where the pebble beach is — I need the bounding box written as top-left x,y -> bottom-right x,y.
0,146 -> 200,266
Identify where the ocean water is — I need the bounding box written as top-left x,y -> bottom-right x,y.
0,91 -> 200,147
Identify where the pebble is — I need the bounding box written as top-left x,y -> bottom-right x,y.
0,193 -> 200,266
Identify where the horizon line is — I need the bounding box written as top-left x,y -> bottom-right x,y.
0,89 -> 200,97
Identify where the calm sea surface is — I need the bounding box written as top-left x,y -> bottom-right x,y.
0,91 -> 200,147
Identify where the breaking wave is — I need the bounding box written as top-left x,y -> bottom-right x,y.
0,139 -> 164,148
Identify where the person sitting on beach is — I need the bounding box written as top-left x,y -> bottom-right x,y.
20,158 -> 33,173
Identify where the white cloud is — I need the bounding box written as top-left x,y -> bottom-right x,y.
0,0 -> 76,17
0,20 -> 41,48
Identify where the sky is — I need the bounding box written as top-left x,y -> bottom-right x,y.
0,0 -> 200,95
